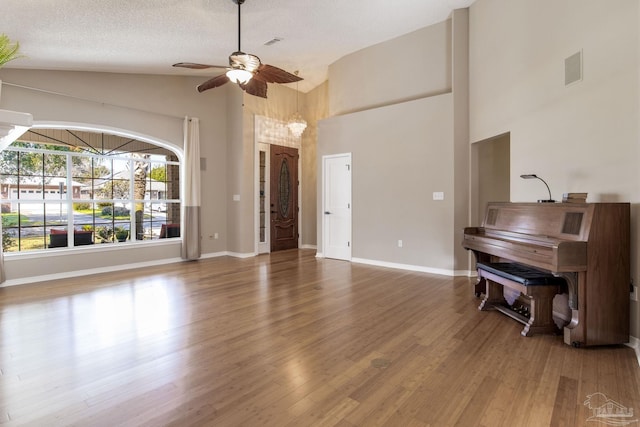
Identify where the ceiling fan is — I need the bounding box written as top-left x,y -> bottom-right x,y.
173,0 -> 302,98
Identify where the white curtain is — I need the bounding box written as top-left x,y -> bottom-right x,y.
182,117 -> 201,260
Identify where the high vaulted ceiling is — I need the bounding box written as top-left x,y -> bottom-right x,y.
1,0 -> 475,93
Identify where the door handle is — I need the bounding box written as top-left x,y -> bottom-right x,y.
324,211 -> 331,215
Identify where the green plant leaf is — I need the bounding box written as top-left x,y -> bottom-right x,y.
0,34 -> 24,68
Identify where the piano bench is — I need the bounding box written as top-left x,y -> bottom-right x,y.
476,262 -> 565,337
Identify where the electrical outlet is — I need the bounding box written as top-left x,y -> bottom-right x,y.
397,240 -> 403,248
214,233 -> 219,239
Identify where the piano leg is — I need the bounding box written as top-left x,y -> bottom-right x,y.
471,250 -> 491,297
475,276 -> 486,298
559,272 -> 586,347
478,277 -> 505,311
521,286 -> 561,337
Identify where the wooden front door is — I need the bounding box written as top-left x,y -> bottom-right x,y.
270,145 -> 299,251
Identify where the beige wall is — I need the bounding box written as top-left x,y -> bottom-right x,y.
319,12 -> 469,274
318,94 -> 456,270
0,69 -> 231,281
328,21 -> 452,116
225,86 -> 246,254
0,67 -> 320,280
300,82 -> 329,246
469,0 -> 640,336
240,82 -> 325,252
471,133 -> 511,225
451,8 -> 470,270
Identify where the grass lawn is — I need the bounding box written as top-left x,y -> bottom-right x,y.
4,235 -> 46,252
2,213 -> 34,227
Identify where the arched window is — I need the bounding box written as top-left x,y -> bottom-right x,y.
0,128 -> 181,252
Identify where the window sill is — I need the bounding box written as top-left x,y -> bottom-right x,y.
3,238 -> 182,260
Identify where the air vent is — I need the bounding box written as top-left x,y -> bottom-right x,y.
565,50 -> 583,86
562,212 -> 583,235
486,208 -> 499,226
264,37 -> 282,46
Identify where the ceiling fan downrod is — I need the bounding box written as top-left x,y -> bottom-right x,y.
233,0 -> 245,53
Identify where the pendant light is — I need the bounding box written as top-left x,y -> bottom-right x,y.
287,72 -> 307,138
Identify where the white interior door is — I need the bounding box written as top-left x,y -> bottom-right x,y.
322,153 -> 352,260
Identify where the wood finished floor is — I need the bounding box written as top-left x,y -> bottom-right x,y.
1,249 -> 639,426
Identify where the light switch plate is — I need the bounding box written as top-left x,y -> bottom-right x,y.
433,192 -> 444,201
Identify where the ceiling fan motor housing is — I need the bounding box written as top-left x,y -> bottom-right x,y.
229,51 -> 261,72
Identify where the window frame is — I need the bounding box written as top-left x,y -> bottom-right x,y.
1,142 -> 182,253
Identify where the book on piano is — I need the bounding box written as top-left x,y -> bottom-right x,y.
562,192 -> 587,203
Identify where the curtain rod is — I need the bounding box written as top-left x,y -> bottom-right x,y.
1,81 -> 185,121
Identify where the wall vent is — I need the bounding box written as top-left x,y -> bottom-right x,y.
565,50 -> 583,86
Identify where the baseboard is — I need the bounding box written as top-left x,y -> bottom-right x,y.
200,251 -> 232,259
225,251 -> 256,259
626,336 -> 640,366
2,256 -> 184,287
351,257 -> 469,277
300,244 -> 317,250
201,251 -> 255,259
202,249 -> 317,260
317,255 -> 472,277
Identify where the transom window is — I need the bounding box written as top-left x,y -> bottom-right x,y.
1,129 -> 181,252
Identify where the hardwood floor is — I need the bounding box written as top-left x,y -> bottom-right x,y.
1,249 -> 639,426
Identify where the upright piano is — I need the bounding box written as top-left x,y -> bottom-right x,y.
463,202 -> 630,347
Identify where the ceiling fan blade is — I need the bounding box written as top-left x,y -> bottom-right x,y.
254,64 -> 303,84
173,62 -> 227,70
239,78 -> 268,98
197,74 -> 231,92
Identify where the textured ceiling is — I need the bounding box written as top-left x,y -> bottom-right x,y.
1,0 -> 475,93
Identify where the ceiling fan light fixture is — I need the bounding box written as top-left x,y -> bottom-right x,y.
226,68 -> 253,84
